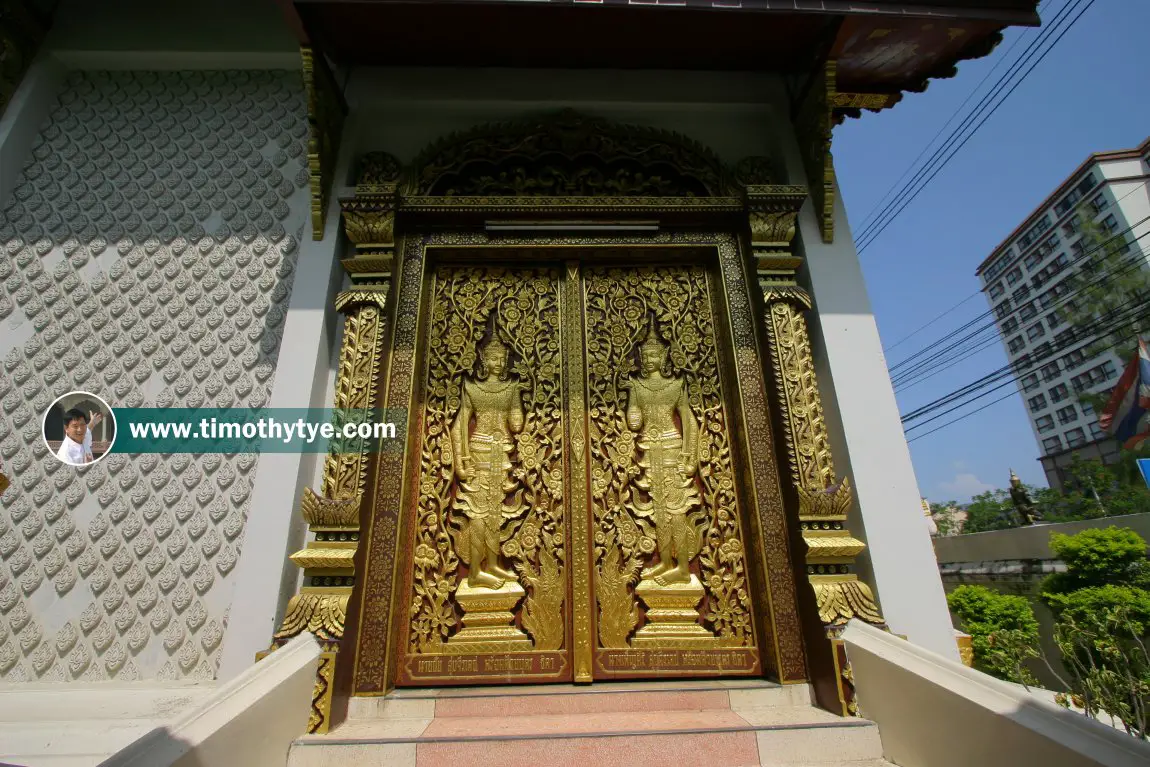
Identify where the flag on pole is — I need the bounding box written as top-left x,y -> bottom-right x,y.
1099,338 -> 1150,449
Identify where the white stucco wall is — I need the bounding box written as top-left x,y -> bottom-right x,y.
0,68 -> 310,681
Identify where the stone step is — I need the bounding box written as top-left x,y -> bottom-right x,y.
349,679 -> 810,720
290,682 -> 885,767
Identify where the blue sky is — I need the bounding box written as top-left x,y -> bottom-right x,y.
835,0 -> 1150,504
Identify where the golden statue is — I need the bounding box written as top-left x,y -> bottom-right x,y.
624,319 -> 705,587
450,333 -> 527,589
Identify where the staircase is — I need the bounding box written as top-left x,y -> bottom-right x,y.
288,680 -> 889,767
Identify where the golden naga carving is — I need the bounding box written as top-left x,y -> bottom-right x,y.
301,46 -> 347,240
404,110 -> 739,198
794,60 -> 837,244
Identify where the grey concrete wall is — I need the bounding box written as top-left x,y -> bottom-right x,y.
934,514 -> 1150,565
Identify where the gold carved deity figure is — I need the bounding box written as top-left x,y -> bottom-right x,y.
449,334 -> 528,590
624,320 -> 705,587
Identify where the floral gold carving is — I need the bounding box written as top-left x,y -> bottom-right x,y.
301,46 -> 347,240
405,110 -> 731,197
406,266 -> 565,654
583,266 -> 755,651
263,282 -> 388,733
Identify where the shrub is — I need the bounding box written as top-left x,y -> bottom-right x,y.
948,585 -> 1040,685
1048,586 -> 1150,738
1042,527 -> 1150,597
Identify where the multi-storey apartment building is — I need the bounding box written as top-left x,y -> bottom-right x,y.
977,138 -> 1150,489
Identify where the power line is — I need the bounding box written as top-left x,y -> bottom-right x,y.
888,215 -> 1150,382
906,390 -> 1019,444
855,0 -> 1097,255
884,168 -> 1150,379
882,291 -> 981,353
902,296 -> 1150,428
893,229 -> 1150,393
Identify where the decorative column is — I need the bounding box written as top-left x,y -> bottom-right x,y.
745,184 -> 887,717
259,154 -> 399,734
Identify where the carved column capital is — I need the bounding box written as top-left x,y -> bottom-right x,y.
340,162 -> 400,280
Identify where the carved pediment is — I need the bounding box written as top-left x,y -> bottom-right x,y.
401,110 -> 751,198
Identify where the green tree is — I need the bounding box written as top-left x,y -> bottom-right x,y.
962,489 -> 1022,533
930,501 -> 960,536
948,584 -> 1040,685
1058,205 -> 1150,378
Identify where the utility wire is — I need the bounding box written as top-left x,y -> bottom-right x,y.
902,295 -> 1150,427
888,215 -> 1150,380
855,0 -> 1096,255
884,168 -> 1150,375
904,319 -> 1150,444
893,230 -> 1150,393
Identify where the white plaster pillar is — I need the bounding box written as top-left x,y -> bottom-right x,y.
784,156 -> 958,661
217,127 -> 356,680
0,54 -> 65,208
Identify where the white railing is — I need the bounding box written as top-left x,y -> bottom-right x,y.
100,634 -> 319,767
842,620 -> 1150,767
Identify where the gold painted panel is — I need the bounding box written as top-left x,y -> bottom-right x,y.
398,265 -> 569,683
583,266 -> 759,676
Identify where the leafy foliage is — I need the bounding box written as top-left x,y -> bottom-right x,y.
929,501 -> 961,535
962,489 -> 1022,533
1043,527 -> 1150,596
1059,207 -> 1150,367
1040,527 -> 1150,739
948,585 -> 1040,685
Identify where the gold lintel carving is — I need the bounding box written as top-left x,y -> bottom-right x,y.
794,60 -> 837,243
301,46 -> 347,241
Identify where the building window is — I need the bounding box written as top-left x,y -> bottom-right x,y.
1049,383 -> 1069,402
1091,193 -> 1109,213
1006,267 -> 1023,285
1036,415 -> 1056,433
1043,435 -> 1064,453
1041,362 -> 1061,381
1056,405 -> 1078,424
1064,348 -> 1090,369
1081,400 -> 1095,417
1002,317 -> 1019,334
1024,250 -> 1044,271
1026,324 -> 1045,341
1100,214 -> 1119,235
1063,217 -> 1083,237
1055,173 -> 1096,216
1012,285 -> 1031,303
989,282 -> 1005,300
1090,421 -> 1106,439
1022,374 -> 1040,392
1008,336 -> 1026,354
995,300 -> 1012,319
1048,313 -> 1065,331
1065,427 -> 1086,448
1020,302 -> 1038,322
1029,394 -> 1048,412
1100,360 -> 1117,379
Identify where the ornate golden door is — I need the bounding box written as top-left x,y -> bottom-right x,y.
396,255 -> 762,685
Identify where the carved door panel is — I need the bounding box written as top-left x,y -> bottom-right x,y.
581,265 -> 760,678
396,260 -> 760,686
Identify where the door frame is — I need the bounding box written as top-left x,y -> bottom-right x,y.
350,229 -> 808,695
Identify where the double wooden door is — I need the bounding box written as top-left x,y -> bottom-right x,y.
396,258 -> 762,684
